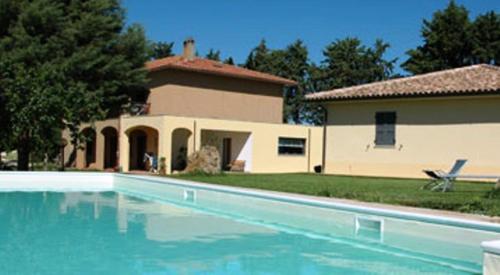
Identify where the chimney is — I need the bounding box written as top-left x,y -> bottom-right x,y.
183,37 -> 195,60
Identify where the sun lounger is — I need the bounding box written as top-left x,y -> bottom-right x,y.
422,159 -> 467,192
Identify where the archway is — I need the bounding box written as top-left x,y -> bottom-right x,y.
171,128 -> 192,172
101,127 -> 118,169
81,128 -> 96,168
126,126 -> 159,171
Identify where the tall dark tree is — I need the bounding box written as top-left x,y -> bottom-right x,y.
205,49 -> 221,61
149,41 -> 174,60
244,39 -> 270,71
223,57 -> 235,65
307,38 -> 395,124
313,38 -> 395,91
402,1 -> 498,74
470,11 -> 500,65
0,0 -> 149,170
244,40 -> 312,124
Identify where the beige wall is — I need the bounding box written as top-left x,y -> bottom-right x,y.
116,115 -> 323,174
323,95 -> 500,179
147,69 -> 284,124
62,119 -> 119,170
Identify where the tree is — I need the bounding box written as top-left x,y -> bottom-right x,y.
149,41 -> 174,60
470,11 -> 500,65
244,39 -> 270,71
205,48 -> 221,61
244,40 -> 312,124
223,57 -> 235,65
0,0 -> 149,170
313,38 -> 395,91
402,1 -> 498,74
307,38 -> 395,124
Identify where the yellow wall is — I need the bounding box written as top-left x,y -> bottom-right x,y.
62,119 -> 119,170
323,95 -> 500,179
114,115 -> 323,174
147,69 -> 284,124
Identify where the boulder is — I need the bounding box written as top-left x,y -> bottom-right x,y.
184,146 -> 220,174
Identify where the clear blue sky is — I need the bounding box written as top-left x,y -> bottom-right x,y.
123,0 -> 499,74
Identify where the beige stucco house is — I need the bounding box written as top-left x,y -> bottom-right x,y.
307,64 -> 500,179
64,39 -> 323,174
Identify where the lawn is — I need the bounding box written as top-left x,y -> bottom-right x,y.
172,173 -> 500,217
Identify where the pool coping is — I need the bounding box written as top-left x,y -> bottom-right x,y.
115,173 -> 500,232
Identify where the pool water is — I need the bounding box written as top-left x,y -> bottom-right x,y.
0,191 -> 486,274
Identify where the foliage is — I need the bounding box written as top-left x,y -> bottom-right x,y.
470,11 -> 500,65
402,0 -> 499,74
0,0 -> 149,170
149,41 -> 174,60
223,57 -> 235,65
173,173 -> 500,216
205,48 -> 221,61
244,39 -> 313,124
312,38 -> 395,91
244,38 -> 395,125
159,157 -> 167,175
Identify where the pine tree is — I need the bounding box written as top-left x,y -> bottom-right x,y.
470,11 -> 500,65
0,0 -> 149,170
223,57 -> 235,65
402,1 -> 499,74
205,49 -> 221,61
150,41 -> 174,60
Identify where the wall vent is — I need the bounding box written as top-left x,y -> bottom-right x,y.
184,189 -> 196,203
355,215 -> 384,242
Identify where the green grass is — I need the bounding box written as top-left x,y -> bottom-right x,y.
172,173 -> 500,217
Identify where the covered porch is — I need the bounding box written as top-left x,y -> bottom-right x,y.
200,130 -> 252,172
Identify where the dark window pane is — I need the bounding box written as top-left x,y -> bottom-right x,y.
278,138 -> 306,155
375,112 -> 396,146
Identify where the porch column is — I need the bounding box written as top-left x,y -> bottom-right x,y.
95,127 -> 105,170
119,124 -> 129,172
159,122 -> 172,174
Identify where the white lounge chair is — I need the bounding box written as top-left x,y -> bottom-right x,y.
422,159 -> 467,192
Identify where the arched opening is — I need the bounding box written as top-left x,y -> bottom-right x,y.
171,128 -> 192,172
101,127 -> 118,169
126,126 -> 159,171
81,128 -> 96,168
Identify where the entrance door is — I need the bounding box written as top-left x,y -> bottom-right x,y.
129,130 -> 147,170
136,135 -> 147,170
104,133 -> 117,169
222,138 -> 232,171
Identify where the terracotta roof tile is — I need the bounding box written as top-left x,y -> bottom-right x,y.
146,56 -> 297,86
306,64 -> 500,101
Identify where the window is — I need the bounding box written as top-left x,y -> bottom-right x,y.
375,112 -> 396,146
278,137 -> 306,155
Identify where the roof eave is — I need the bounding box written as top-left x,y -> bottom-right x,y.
305,89 -> 500,103
147,64 -> 297,86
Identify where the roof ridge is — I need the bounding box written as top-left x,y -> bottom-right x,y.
314,64 -> 499,96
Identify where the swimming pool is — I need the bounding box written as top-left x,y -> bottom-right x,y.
1,172 -> 499,274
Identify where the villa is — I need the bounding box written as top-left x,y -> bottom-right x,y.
307,64 -> 500,179
63,39 -> 323,174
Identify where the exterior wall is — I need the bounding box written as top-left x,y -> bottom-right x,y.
201,130 -> 252,171
62,119 -> 119,170
116,115 -> 323,174
323,95 -> 500,179
147,69 -> 284,124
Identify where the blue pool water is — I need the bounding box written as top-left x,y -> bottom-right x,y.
0,191 -> 490,274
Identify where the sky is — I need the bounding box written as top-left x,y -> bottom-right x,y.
123,0 -> 499,74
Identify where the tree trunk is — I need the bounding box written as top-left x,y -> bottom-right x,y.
17,135 -> 30,171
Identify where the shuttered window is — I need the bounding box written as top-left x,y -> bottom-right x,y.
375,112 -> 396,146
